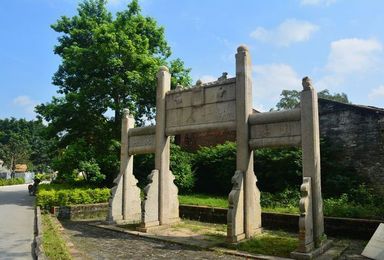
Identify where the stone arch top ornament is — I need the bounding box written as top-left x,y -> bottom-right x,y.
109,45 -> 329,257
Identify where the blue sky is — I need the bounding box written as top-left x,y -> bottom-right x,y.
1,0 -> 384,119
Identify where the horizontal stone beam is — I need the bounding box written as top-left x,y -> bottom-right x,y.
249,135 -> 301,149
249,108 -> 301,125
165,121 -> 236,136
128,145 -> 155,155
128,126 -> 156,137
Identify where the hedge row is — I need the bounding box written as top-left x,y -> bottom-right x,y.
0,178 -> 25,186
36,185 -> 110,208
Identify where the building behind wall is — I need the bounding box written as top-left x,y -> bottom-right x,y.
176,98 -> 384,191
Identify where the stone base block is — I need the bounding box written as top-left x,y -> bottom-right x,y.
161,217 -> 180,226
247,227 -> 263,239
227,233 -> 246,243
113,219 -> 140,225
291,240 -> 333,260
136,221 -> 160,232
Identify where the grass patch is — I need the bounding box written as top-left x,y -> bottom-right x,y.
42,213 -> 72,260
172,219 -> 227,233
230,230 -> 298,257
179,194 -> 228,208
178,194 -> 300,214
179,193 -> 384,219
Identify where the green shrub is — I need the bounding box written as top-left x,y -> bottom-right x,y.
192,142 -> 302,195
0,178 -> 25,186
254,148 -> 302,193
193,142 -> 236,195
36,184 -> 111,208
78,159 -> 106,184
134,144 -> 195,194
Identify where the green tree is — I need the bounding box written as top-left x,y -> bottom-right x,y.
0,118 -> 53,171
36,0 -> 191,185
275,89 -> 350,110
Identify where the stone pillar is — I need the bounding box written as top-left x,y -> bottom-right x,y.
227,170 -> 244,242
156,66 -> 179,225
108,109 -> 141,224
300,77 -> 325,247
232,45 -> 262,240
139,169 -> 160,230
298,177 -> 314,252
122,110 -> 141,222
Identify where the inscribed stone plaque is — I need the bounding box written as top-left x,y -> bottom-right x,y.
362,223 -> 384,260
249,120 -> 301,148
165,81 -> 236,132
128,135 -> 155,154
250,121 -> 301,139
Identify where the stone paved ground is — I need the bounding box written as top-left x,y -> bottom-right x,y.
61,220 -> 244,260
61,219 -> 370,260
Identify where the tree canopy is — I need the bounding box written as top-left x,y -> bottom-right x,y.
36,0 -> 191,185
0,118 -> 54,172
275,89 -> 350,111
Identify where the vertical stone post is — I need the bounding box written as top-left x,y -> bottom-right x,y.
300,77 -> 325,247
298,177 -> 314,252
109,109 -> 141,224
122,110 -> 141,222
234,45 -> 262,240
156,66 -> 179,225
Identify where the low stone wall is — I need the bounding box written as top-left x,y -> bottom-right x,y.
53,203 -> 381,239
52,203 -> 109,220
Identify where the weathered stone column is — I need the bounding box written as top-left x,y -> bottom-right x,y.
298,177 -> 314,252
122,110 -> 142,222
300,77 -> 325,247
156,66 -> 179,225
233,45 -> 262,240
108,109 -> 141,223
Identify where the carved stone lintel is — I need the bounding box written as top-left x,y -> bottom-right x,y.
139,170 -> 160,230
227,170 -> 245,242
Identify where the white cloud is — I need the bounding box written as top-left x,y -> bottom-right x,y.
13,95 -> 37,115
253,64 -> 302,110
13,96 -> 34,106
300,0 -> 337,6
199,75 -> 217,83
250,19 -> 318,47
369,85 -> 384,99
326,38 -> 382,75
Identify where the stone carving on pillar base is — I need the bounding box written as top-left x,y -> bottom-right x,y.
246,170 -> 262,238
108,173 -> 123,223
161,170 -> 180,225
122,160 -> 141,223
297,177 -> 314,253
138,170 -> 160,231
227,170 -> 245,242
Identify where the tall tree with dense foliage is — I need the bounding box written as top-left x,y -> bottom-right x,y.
0,118 -> 54,171
275,89 -> 350,111
36,0 -> 191,185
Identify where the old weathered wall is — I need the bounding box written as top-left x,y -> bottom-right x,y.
318,99 -> 384,190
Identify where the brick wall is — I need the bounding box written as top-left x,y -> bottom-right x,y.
318,99 -> 384,190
